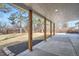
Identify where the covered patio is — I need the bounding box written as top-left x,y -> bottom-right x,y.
17,33 -> 79,56
1,3 -> 79,56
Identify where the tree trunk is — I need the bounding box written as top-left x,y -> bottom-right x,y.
19,21 -> 22,33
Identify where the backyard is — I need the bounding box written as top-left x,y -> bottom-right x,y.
0,33 -> 47,55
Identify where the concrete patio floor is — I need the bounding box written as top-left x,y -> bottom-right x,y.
17,33 -> 79,56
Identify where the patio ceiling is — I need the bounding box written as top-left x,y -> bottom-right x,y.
25,3 -> 79,24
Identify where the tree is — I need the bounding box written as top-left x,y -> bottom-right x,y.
8,13 -> 17,24
8,12 -> 28,33
32,16 -> 44,33
0,21 -> 7,34
0,4 -> 12,13
63,23 -> 68,28
17,12 -> 28,33
75,22 -> 79,29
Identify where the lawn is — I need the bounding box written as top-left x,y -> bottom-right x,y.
0,33 -> 25,41
0,33 -> 45,46
0,32 -> 51,47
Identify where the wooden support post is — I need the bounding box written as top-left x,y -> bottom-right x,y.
28,10 -> 32,51
50,21 -> 52,36
44,18 -> 46,41
53,23 -> 55,35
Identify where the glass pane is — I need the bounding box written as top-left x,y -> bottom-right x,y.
0,3 -> 29,55
46,20 -> 50,38
32,13 -> 44,45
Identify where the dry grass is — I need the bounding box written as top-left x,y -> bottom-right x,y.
0,32 -> 51,55
0,32 -> 51,46
0,33 -> 45,46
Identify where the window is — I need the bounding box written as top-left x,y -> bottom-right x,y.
46,20 -> 50,38
0,4 -> 29,50
32,13 -> 44,44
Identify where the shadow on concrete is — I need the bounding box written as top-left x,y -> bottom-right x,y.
7,40 -> 43,55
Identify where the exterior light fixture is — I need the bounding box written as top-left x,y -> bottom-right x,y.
55,9 -> 58,12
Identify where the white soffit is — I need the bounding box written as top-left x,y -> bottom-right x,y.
25,3 -> 79,23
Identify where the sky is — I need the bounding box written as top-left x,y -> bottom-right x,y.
0,4 -> 18,26
67,20 -> 79,27
0,4 -> 28,27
